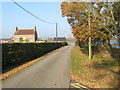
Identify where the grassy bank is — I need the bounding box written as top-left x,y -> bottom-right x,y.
71,46 -> 119,88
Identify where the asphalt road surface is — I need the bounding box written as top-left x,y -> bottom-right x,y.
3,44 -> 74,88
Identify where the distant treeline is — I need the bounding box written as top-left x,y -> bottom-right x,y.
2,42 -> 68,73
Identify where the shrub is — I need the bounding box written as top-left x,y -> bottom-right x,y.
2,42 -> 68,73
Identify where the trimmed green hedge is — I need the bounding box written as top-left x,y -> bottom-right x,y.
2,42 -> 68,73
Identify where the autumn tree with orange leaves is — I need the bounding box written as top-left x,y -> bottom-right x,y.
61,2 -> 117,60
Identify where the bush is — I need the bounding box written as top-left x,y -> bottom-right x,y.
2,42 -> 68,73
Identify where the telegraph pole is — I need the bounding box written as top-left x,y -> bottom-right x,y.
56,22 -> 58,42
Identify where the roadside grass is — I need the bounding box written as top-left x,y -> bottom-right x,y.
71,46 -> 119,88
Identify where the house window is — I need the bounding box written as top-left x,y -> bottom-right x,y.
28,37 -> 32,40
16,37 -> 19,40
23,37 -> 26,40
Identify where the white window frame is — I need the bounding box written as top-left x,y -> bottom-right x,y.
16,37 -> 20,40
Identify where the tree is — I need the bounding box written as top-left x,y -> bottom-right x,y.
19,37 -> 24,43
61,2 -> 117,59
25,38 -> 29,43
112,2 -> 120,45
98,2 -> 120,54
61,2 -> 103,59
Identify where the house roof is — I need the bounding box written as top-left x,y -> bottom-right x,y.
14,29 -> 35,35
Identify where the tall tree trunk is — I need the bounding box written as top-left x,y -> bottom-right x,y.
103,40 -> 112,55
88,9 -> 92,60
89,37 -> 92,60
107,38 -> 113,55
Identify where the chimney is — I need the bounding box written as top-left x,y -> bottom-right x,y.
34,26 -> 36,31
34,26 -> 37,41
16,27 -> 18,31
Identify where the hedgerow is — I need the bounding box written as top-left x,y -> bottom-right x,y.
2,42 -> 68,73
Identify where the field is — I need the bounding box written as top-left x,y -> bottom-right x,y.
71,46 -> 119,88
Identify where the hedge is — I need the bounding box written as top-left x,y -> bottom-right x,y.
2,42 -> 68,73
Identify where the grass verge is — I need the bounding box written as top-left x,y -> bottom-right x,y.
71,46 -> 119,88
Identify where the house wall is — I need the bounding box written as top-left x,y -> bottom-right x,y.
14,35 -> 35,42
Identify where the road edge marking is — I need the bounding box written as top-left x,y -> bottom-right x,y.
75,83 -> 88,89
71,84 -> 81,89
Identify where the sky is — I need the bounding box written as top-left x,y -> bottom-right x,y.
1,1 -> 73,38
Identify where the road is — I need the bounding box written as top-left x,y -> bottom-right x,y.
3,44 -> 74,88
